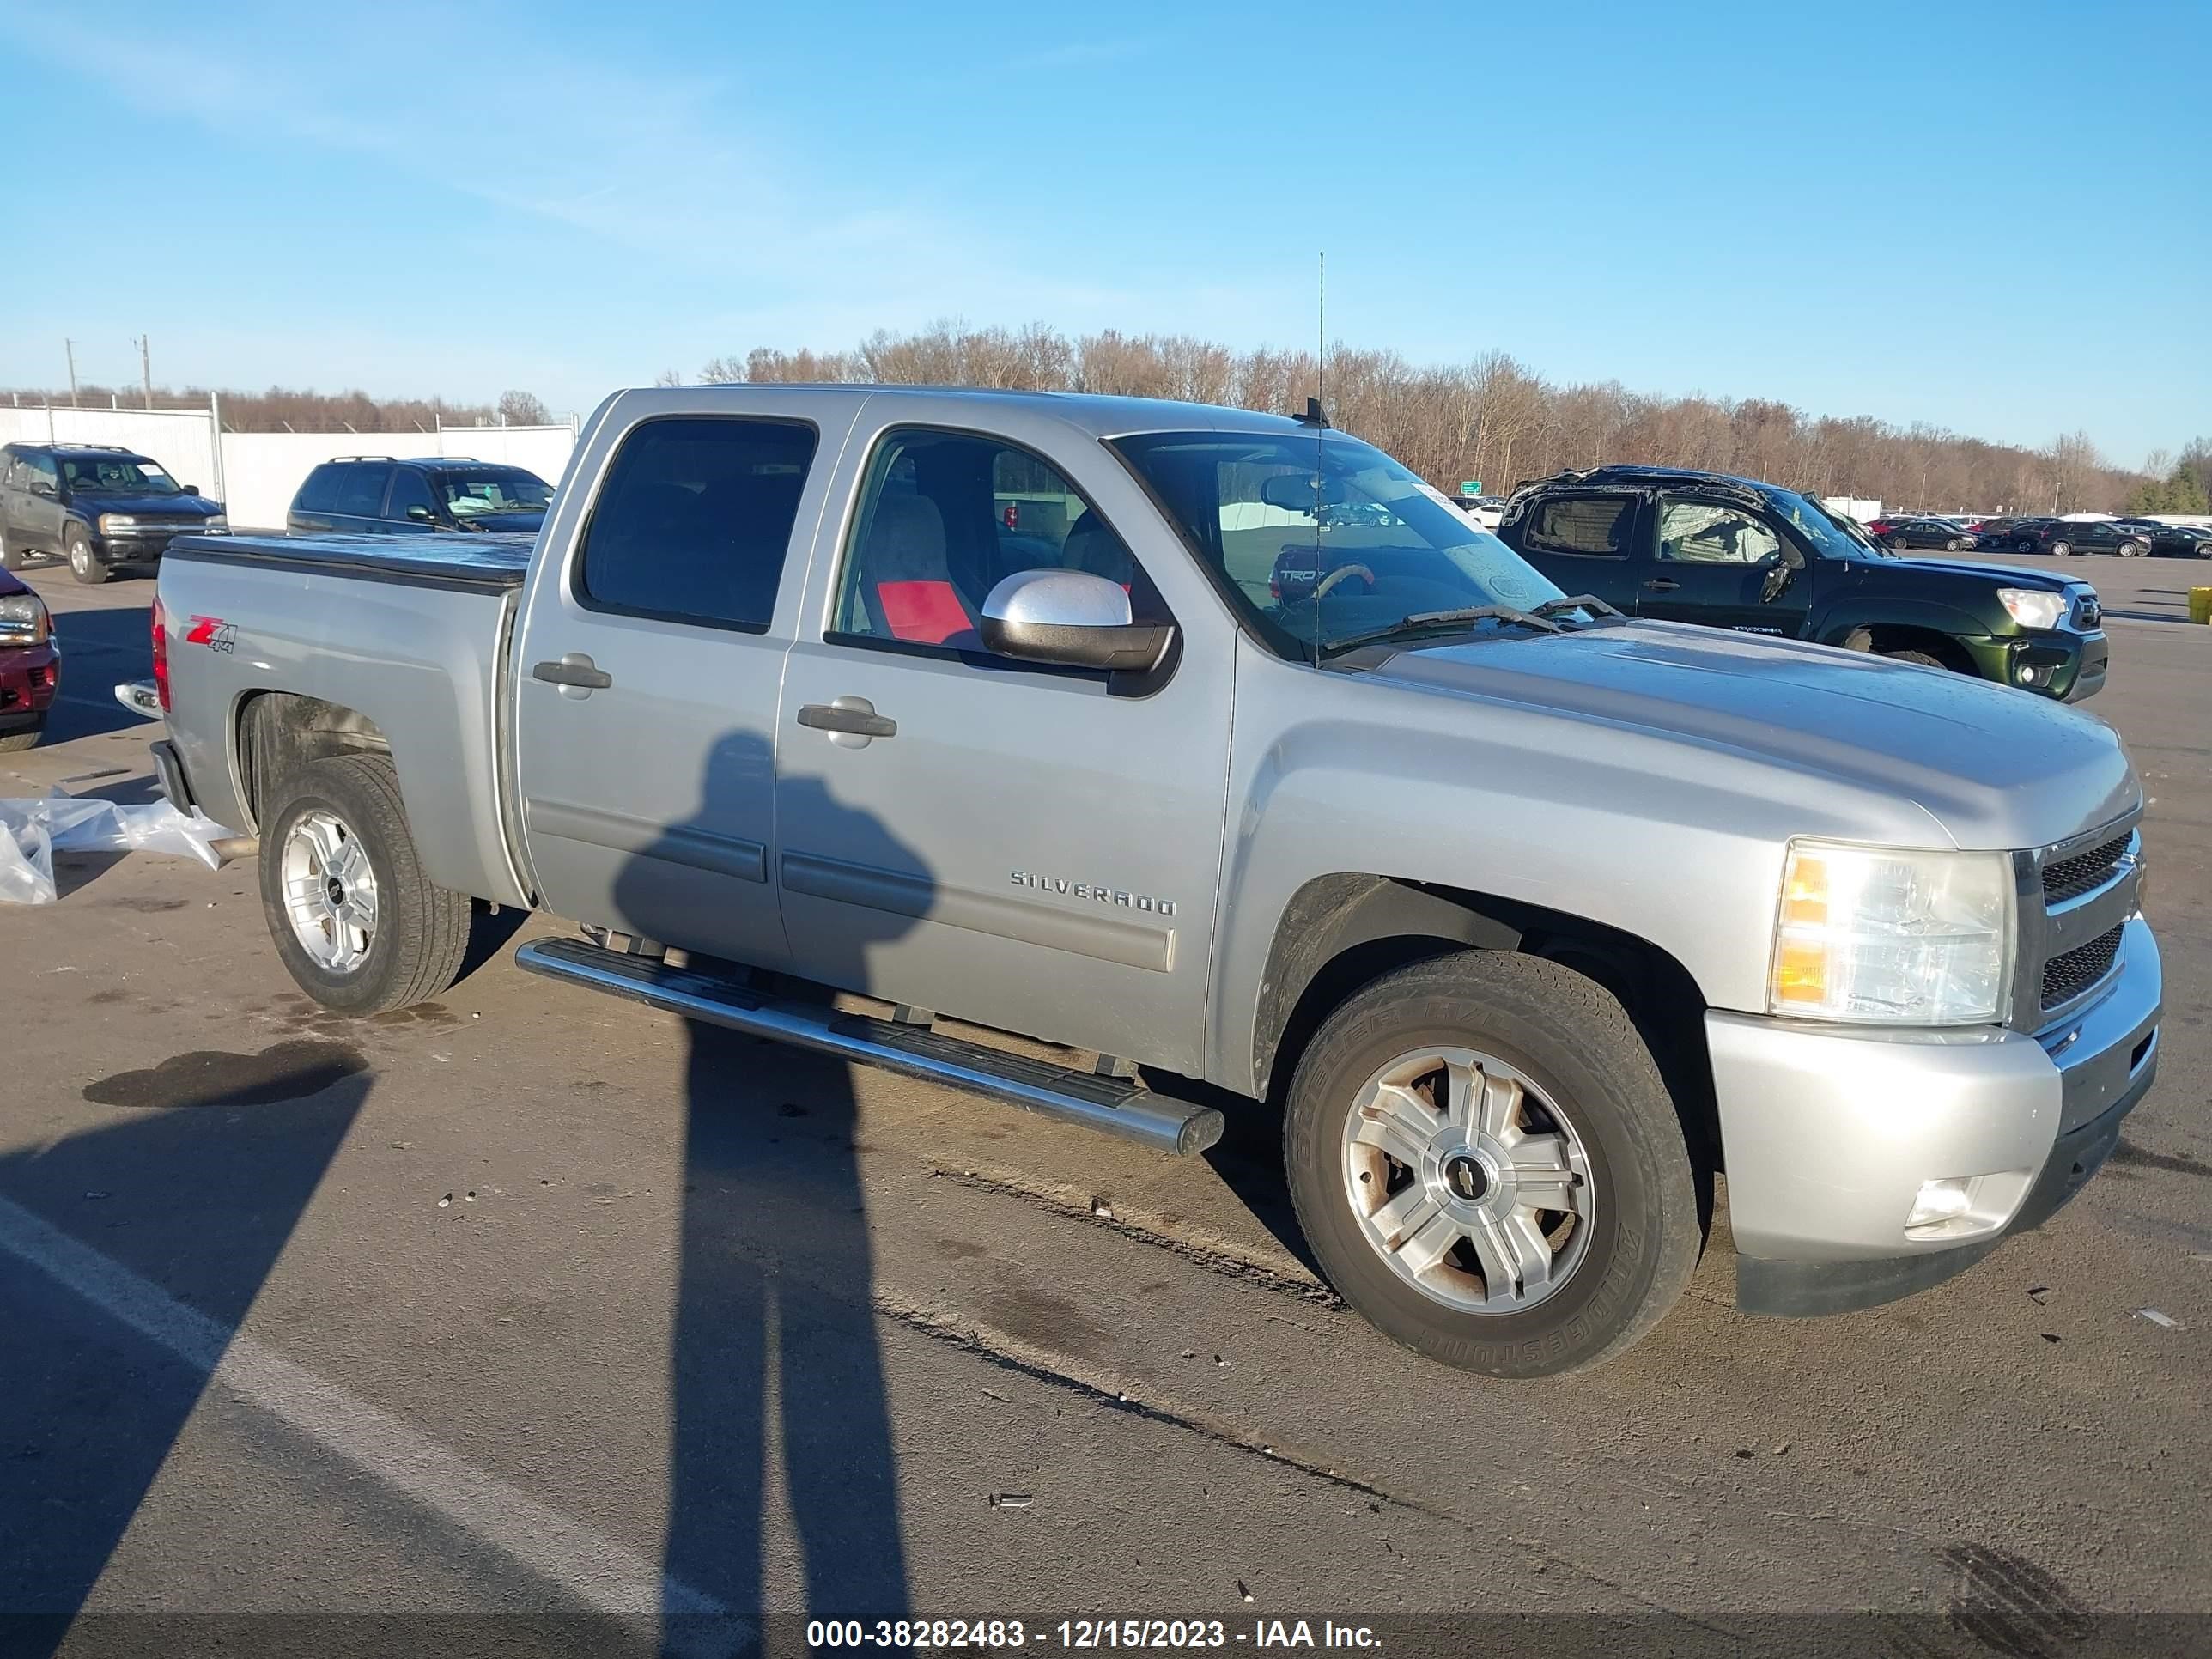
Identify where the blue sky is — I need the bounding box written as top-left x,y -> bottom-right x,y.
3,0 -> 2205,465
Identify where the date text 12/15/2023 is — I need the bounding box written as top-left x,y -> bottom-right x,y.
803,1620 -> 1382,1650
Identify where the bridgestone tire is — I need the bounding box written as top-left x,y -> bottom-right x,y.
1881,648 -> 1948,670
258,753 -> 471,1015
0,717 -> 43,753
1284,952 -> 1699,1378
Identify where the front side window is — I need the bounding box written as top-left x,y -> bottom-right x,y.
831,428 -> 1144,652
578,416 -> 817,631
62,454 -> 178,495
1656,500 -> 1783,565
1111,430 -> 1563,659
386,469 -> 438,521
439,470 -> 554,518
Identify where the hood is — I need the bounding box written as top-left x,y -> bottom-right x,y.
1352,621 -> 2136,851
1863,553 -> 2077,590
459,510 -> 545,533
73,492 -> 222,518
0,567 -> 26,599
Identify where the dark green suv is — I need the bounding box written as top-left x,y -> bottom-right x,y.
1498,465 -> 2106,700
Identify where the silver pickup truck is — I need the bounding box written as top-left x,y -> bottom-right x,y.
149,385 -> 2162,1376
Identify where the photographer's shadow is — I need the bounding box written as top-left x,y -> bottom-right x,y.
618,732 -> 918,1642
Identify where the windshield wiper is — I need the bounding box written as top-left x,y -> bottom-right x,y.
1532,593 -> 1625,621
1322,604 -> 1565,655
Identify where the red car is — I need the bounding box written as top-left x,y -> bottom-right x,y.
0,568 -> 58,751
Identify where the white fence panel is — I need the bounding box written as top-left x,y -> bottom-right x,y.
0,406 -> 222,503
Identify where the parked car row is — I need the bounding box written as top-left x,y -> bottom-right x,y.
1869,511 -> 2211,558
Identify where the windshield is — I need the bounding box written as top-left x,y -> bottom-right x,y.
1110,430 -> 1565,659
61,455 -> 179,495
1785,490 -> 1886,558
437,471 -> 552,516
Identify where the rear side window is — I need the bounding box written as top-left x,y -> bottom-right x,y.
1523,495 -> 1633,557
577,416 -> 817,631
333,465 -> 391,518
295,465 -> 343,513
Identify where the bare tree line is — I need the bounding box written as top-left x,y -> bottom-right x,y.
698,322 -> 2163,514
2,384 -> 556,434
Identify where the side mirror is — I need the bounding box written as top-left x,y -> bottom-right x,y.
980,568 -> 1175,673
181,483 -> 200,496
405,503 -> 436,522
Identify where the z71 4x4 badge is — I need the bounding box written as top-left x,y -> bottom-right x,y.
185,615 -> 237,653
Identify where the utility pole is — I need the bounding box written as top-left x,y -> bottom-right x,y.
136,334 -> 153,409
64,339 -> 80,407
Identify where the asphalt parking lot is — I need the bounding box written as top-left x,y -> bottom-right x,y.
3,550 -> 2208,1656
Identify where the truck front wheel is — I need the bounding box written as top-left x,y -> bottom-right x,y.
258,754 -> 472,1015
1285,951 -> 1699,1377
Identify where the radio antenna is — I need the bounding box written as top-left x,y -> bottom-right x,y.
1311,251 -> 1327,668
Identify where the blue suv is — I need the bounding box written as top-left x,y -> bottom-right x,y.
288,456 -> 554,536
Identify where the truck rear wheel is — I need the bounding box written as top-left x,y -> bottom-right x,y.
258,753 -> 471,1015
1284,951 -> 1698,1377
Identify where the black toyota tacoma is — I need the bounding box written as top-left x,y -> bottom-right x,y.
1497,465 -> 2106,700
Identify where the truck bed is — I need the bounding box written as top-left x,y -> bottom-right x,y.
165,530 -> 534,592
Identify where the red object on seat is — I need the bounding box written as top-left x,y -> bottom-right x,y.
877,580 -> 976,647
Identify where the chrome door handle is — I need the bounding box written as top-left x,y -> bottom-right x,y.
532,653 -> 613,698
1642,578 -> 1680,592
797,696 -> 896,744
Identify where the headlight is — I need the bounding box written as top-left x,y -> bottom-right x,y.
98,514 -> 140,534
1771,840 -> 2014,1024
200,515 -> 229,533
0,592 -> 52,645
1997,587 -> 2066,629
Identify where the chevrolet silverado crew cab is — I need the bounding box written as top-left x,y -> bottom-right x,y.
1497,466 -> 2107,701
0,442 -> 228,584
148,386 -> 2162,1377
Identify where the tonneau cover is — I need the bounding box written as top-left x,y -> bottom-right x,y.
165,530 -> 533,591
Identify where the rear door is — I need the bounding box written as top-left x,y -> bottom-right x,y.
510,406 -> 841,969
1503,490 -> 1644,611
1639,493 -> 1814,638
329,464 -> 392,533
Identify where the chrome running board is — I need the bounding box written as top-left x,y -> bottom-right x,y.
516,937 -> 1224,1157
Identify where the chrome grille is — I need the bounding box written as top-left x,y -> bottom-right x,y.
2043,924 -> 2125,1010
2042,834 -> 2130,904
2014,813 -> 2140,1030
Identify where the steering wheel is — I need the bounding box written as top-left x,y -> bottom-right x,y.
1313,562 -> 1376,599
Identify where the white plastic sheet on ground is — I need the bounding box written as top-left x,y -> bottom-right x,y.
0,793 -> 237,905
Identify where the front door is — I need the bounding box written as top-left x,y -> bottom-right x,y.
11,454 -> 65,550
512,410 -> 834,969
1638,494 -> 1814,638
774,416 -> 1232,1075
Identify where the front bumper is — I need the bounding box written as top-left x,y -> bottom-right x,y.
0,641 -> 60,729
1711,916 -> 2160,1316
1964,628 -> 2106,701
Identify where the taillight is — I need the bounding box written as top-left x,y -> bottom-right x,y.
151,594 -> 171,713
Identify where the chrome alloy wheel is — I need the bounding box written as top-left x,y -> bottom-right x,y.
1340,1046 -> 1595,1313
280,807 -> 379,973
